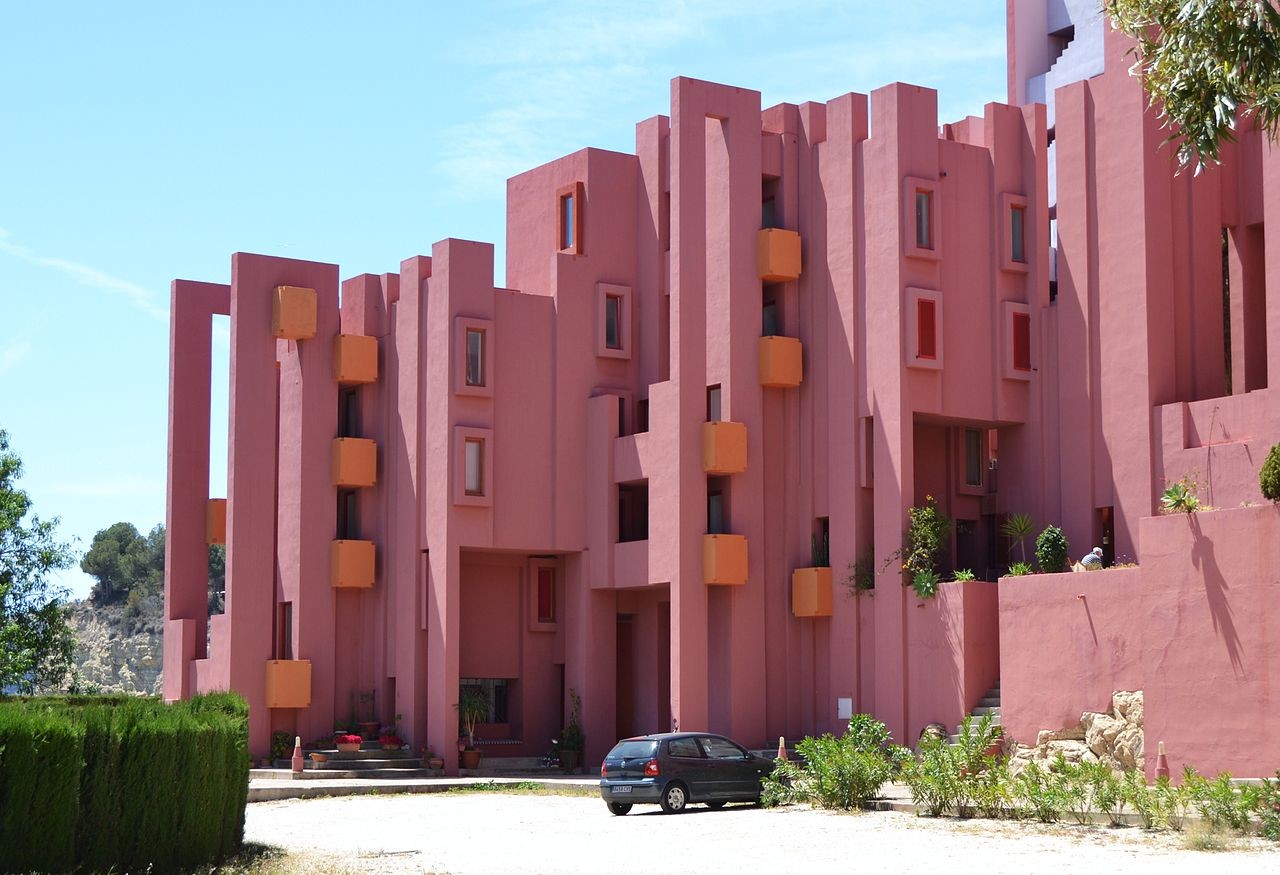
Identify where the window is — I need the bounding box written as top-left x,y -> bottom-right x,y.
1012,312 -> 1031,371
465,328 -> 485,387
706,385 -> 722,422
761,196 -> 778,230
605,294 -> 622,350
635,399 -> 649,434
618,482 -> 649,543
560,192 -> 575,250
1011,205 -> 1026,263
459,678 -> 509,724
667,737 -> 702,758
917,299 -> 937,360
707,486 -> 725,535
915,189 -> 933,250
964,429 -> 983,488
464,437 -> 484,496
536,567 -> 555,624
699,736 -> 747,760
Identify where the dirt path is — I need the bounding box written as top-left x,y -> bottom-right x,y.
245,792 -> 1278,874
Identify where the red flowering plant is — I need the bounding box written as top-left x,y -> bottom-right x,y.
335,734 -> 363,746
379,733 -> 404,747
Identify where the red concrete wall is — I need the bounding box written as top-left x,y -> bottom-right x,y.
1000,506 -> 1280,777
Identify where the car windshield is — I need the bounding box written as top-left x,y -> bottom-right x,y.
608,740 -> 658,759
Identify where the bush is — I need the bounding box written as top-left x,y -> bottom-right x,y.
911,568 -> 941,599
1013,761 -> 1067,823
1007,562 -> 1034,576
1261,445 -> 1280,502
902,497 -> 950,578
902,715 -> 1003,818
1186,771 -> 1259,832
1259,772 -> 1280,841
762,715 -> 908,810
0,692 -> 249,873
1034,526 -> 1070,574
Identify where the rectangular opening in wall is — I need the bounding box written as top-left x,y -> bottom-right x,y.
813,517 -> 830,566
536,566 -> 556,624
917,299 -> 937,360
1011,205 -> 1026,263
618,481 -> 650,543
635,399 -> 649,434
465,327 -> 486,387
761,178 -> 779,229
762,284 -> 781,336
276,601 -> 293,660
1222,228 -> 1233,396
707,479 -> 727,535
337,489 -> 359,540
660,191 -> 671,252
964,428 -> 983,487
706,384 -> 722,422
617,396 -> 627,437
210,314 -> 230,499
559,192 -> 575,251
339,387 -> 360,438
460,678 -> 509,724
605,293 -> 622,350
861,416 -> 874,488
915,189 -> 933,250
1012,312 -> 1031,371
464,437 -> 484,496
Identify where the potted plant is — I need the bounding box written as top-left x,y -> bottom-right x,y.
456,687 -> 489,770
379,727 -> 404,751
335,733 -> 363,753
420,746 -> 445,771
559,689 -> 585,773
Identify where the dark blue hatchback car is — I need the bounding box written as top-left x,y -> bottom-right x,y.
599,732 -> 772,815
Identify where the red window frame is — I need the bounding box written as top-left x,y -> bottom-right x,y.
1012,312 -> 1031,371
917,298 -> 938,360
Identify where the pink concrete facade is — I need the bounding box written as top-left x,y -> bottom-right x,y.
163,4 -> 1280,774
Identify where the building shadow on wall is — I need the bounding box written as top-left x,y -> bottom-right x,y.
1187,514 -> 1244,678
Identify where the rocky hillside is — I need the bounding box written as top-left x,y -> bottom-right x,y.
69,594 -> 163,695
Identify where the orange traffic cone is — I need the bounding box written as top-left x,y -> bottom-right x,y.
1155,740 -> 1170,780
777,736 -> 787,761
291,736 -> 304,774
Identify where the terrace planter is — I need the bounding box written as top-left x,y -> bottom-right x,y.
460,749 -> 482,770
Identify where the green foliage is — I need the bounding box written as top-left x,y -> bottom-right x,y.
1260,444 -> 1280,502
0,692 -> 249,872
811,530 -> 829,567
1086,760 -> 1128,825
901,496 -> 951,578
81,521 -> 164,605
270,730 -> 293,761
1034,525 -> 1070,574
952,568 -> 976,581
1013,761 -> 1067,823
1000,512 -> 1034,563
208,543 -> 226,614
846,548 -> 875,595
1053,756 -> 1094,824
456,686 -> 490,750
763,715 -> 909,810
1186,770 -> 1259,831
1007,562 -> 1034,576
911,568 -> 941,599
902,715 -> 1003,818
0,429 -> 76,694
1259,771 -> 1280,841
1161,477 -> 1201,514
558,688 -> 585,752
1106,0 -> 1280,170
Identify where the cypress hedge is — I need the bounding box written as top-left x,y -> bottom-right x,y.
0,692 -> 249,874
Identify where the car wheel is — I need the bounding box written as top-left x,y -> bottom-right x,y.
659,782 -> 689,813
607,802 -> 633,816
706,801 -> 727,810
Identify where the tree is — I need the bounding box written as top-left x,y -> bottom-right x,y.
0,429 -> 76,694
1107,0 -> 1280,170
81,521 -> 164,604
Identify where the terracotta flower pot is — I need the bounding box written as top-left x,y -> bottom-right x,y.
428,757 -> 445,770
460,748 -> 482,770
309,753 -> 329,763
336,742 -> 361,753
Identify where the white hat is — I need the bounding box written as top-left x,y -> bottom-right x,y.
1092,547 -> 1103,556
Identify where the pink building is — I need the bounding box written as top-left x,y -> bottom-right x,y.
164,2 -> 1280,776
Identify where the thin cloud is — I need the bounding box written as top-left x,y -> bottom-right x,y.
0,227 -> 168,321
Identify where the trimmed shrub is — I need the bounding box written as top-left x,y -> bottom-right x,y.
0,692 -> 249,873
1034,525 -> 1070,574
1261,444 -> 1280,502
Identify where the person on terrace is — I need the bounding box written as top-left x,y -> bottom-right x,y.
1074,546 -> 1104,572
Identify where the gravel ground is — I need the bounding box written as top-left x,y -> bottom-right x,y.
245,792 -> 1279,874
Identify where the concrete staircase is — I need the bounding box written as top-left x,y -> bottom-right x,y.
253,740 -> 436,781
949,680 -> 1001,745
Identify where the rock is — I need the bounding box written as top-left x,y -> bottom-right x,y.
1084,713 -> 1124,757
1046,740 -> 1091,763
1037,725 -> 1086,745
69,596 -> 163,695
1113,726 -> 1144,771
1112,690 -> 1142,723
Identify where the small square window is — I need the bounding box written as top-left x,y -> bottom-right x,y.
464,438 -> 484,496
465,328 -> 485,387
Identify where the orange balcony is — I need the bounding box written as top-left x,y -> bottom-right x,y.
272,285 -> 317,340
206,498 -> 227,545
704,534 -> 748,585
264,659 -> 312,708
791,567 -> 833,617
332,438 -> 377,488
702,421 -> 747,475
759,336 -> 803,388
331,539 -> 375,588
333,334 -> 378,384
757,228 -> 802,282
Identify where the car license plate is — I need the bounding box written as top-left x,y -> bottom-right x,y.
614,786 -> 632,794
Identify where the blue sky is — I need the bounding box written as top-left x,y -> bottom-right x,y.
0,1 -> 1007,599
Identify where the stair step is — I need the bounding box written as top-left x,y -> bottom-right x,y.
970,706 -> 1001,716
979,697 -> 1001,707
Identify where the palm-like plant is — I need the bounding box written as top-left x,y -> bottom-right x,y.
1000,513 -> 1034,562
1161,480 -> 1200,514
